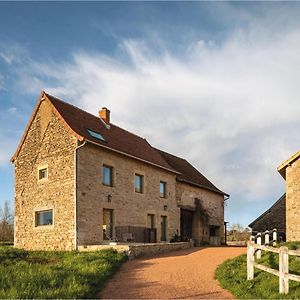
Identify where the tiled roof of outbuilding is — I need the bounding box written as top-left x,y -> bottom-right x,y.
248,194 -> 286,228
157,149 -> 228,196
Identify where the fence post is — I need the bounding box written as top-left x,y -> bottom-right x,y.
265,230 -> 269,246
273,229 -> 277,247
247,241 -> 254,280
279,246 -> 289,294
256,233 -> 261,259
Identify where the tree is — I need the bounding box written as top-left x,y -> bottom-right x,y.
227,223 -> 251,242
0,201 -> 14,242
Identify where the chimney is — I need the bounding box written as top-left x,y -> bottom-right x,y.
99,107 -> 110,124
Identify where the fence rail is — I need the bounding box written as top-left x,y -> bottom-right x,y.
247,241 -> 300,294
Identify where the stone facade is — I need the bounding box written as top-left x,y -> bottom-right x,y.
285,159 -> 300,241
14,100 -> 77,250
176,182 -> 225,245
76,143 -> 179,245
13,94 -> 226,250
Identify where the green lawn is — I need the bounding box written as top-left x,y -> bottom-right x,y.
0,246 -> 126,299
215,242 -> 300,299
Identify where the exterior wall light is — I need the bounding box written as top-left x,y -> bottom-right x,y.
107,194 -> 112,202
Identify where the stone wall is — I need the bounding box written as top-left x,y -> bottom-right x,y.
286,159 -> 300,241
176,182 -> 225,245
76,143 -> 180,245
14,100 -> 77,250
78,241 -> 193,259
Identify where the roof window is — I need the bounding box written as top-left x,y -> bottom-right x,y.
87,129 -> 105,142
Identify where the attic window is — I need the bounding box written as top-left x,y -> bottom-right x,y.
87,129 -> 105,142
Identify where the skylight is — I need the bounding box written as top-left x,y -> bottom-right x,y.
87,129 -> 106,142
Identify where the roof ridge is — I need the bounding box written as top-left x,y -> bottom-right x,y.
46,92 -> 153,142
156,148 -> 187,162
110,123 -> 147,141
248,193 -> 286,227
45,92 -> 102,123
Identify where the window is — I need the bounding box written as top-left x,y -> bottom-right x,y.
209,226 -> 219,237
103,165 -> 113,186
38,167 -> 48,180
35,210 -> 53,226
87,129 -> 106,142
160,181 -> 167,198
135,174 -> 144,193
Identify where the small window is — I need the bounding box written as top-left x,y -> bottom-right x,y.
160,181 -> 167,198
209,226 -> 219,237
35,210 -> 53,226
103,165 -> 113,186
87,129 -> 105,142
135,174 -> 144,193
38,168 -> 48,180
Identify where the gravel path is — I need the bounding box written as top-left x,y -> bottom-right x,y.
99,246 -> 245,299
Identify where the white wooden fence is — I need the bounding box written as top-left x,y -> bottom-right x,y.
250,229 -> 277,259
247,238 -> 300,294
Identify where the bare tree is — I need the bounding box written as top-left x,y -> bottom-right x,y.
0,201 -> 14,242
227,223 -> 251,242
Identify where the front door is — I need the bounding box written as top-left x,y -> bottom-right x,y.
180,209 -> 193,240
145,214 -> 157,243
103,209 -> 113,240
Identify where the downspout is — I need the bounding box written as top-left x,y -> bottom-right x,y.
74,140 -> 86,250
224,195 -> 230,245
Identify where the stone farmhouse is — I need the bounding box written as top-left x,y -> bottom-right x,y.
250,148 -> 300,242
11,91 -> 229,250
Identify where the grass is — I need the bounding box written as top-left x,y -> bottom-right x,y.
215,242 -> 300,299
0,246 -> 126,299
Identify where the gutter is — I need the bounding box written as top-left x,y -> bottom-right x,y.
74,141 -> 86,250
84,138 -> 180,175
177,178 -> 229,198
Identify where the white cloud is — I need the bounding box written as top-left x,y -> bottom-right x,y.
8,107 -> 17,114
0,137 -> 16,167
0,52 -> 14,65
16,16 -> 300,212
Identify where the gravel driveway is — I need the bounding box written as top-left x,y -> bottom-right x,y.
99,246 -> 246,299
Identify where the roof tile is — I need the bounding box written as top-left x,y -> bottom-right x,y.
46,93 -> 175,172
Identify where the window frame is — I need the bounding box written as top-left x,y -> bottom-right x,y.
102,165 -> 113,187
160,181 -> 167,198
134,174 -> 144,194
87,129 -> 106,142
38,165 -> 48,181
35,209 -> 53,227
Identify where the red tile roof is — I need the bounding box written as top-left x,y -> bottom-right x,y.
12,91 -> 228,196
45,93 -> 176,173
157,149 -> 228,196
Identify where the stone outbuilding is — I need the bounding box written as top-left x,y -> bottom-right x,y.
248,194 -> 286,240
11,91 -> 229,250
250,146 -> 300,242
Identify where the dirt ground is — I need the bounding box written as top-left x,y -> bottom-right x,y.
99,246 -> 246,299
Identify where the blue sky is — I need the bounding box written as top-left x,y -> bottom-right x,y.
1,2 -> 300,228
